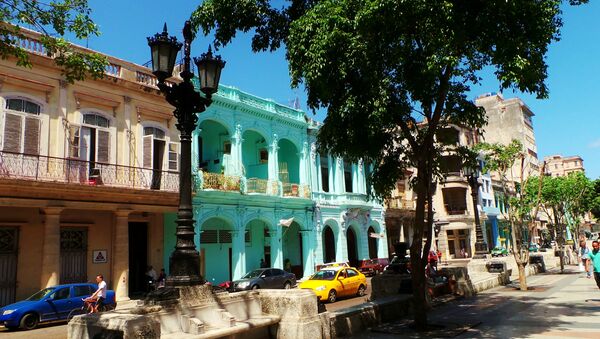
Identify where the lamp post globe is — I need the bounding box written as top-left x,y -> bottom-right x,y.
147,21 -> 225,287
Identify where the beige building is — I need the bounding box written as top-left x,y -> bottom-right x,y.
544,155 -> 585,177
0,28 -> 180,305
476,93 -> 541,182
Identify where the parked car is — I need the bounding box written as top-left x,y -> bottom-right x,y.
384,255 -> 411,274
0,283 -> 116,330
491,246 -> 509,257
231,268 -> 296,291
299,266 -> 367,303
358,258 -> 389,276
315,262 -> 350,271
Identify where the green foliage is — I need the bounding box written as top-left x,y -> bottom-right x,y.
0,0 -> 108,82
192,0 -> 583,200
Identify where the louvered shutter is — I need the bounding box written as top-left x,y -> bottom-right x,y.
97,130 -> 110,163
168,142 -> 178,171
3,113 -> 22,152
143,135 -> 153,168
23,116 -> 40,155
69,125 -> 80,158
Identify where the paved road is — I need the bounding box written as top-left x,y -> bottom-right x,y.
0,321 -> 67,338
353,266 -> 600,338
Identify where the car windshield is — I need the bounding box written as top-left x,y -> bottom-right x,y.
26,287 -> 55,301
310,270 -> 337,280
242,270 -> 264,279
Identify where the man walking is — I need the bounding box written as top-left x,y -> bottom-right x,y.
586,241 -> 600,289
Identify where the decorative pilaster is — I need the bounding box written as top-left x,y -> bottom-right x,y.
269,227 -> 283,268
231,228 -> 246,280
300,230 -> 314,278
40,207 -> 63,288
231,123 -> 244,176
113,209 -> 131,302
268,134 -> 280,195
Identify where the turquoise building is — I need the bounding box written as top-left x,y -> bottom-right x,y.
164,84 -> 387,284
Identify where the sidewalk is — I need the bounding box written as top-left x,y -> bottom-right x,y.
352,266 -> 600,338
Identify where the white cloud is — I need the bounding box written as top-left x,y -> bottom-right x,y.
590,138 -> 600,148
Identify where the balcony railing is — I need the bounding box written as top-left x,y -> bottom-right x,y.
247,177 -> 269,194
202,172 -> 240,191
0,151 -> 178,192
386,197 -> 415,210
282,183 -> 311,198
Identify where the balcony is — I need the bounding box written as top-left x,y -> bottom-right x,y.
0,151 -> 178,192
282,183 -> 311,198
246,177 -> 270,194
386,197 -> 415,210
200,172 -> 240,191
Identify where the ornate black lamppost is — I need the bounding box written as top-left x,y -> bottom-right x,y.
147,21 -> 225,286
464,165 -> 488,259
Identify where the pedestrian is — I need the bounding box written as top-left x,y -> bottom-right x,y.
586,240 -> 600,289
260,258 -> 268,268
87,274 -> 107,313
157,268 -> 167,288
580,241 -> 591,278
428,249 -> 438,270
284,258 -> 292,272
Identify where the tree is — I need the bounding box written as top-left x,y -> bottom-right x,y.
477,140 -> 544,291
0,0 -> 107,82
192,0 -> 588,329
529,172 -> 595,272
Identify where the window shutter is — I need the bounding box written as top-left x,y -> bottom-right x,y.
23,116 -> 40,155
3,113 -> 22,152
97,130 -> 110,163
168,142 -> 179,171
68,125 -> 80,158
143,135 -> 153,168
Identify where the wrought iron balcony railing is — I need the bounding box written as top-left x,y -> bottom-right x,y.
0,151 -> 178,192
201,172 -> 240,191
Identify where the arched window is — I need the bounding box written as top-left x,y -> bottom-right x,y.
143,125 -> 179,172
69,111 -> 111,163
2,97 -> 42,154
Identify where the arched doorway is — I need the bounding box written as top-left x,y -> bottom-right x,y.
197,120 -> 230,173
347,227 -> 359,267
278,139 -> 300,196
282,221 -> 302,277
368,226 -> 378,258
242,130 -> 269,193
199,217 -> 233,283
245,219 -> 271,270
323,226 -> 336,263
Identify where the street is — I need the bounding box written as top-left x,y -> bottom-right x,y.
353,266 -> 600,338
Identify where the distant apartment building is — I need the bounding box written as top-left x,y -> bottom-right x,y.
544,155 -> 585,177
476,93 -> 541,182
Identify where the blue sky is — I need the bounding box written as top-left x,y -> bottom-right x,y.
82,0 -> 599,179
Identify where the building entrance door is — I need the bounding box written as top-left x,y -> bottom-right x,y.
128,222 -> 148,297
60,228 -> 88,283
347,228 -> 359,267
0,227 -> 18,307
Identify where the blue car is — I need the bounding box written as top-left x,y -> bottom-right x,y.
0,283 -> 116,330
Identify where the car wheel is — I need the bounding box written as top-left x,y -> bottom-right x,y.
357,284 -> 366,297
284,282 -> 291,289
251,284 -> 259,290
328,289 -> 337,303
20,312 -> 39,330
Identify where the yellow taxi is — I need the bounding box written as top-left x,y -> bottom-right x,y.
299,266 -> 367,303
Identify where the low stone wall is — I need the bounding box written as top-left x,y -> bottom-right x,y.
328,295 -> 412,338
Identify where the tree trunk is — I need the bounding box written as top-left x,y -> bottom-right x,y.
410,160 -> 429,330
517,263 -> 527,291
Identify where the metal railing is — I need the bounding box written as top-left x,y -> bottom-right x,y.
386,198 -> 415,210
202,172 -> 240,191
282,183 -> 311,198
0,151 -> 178,192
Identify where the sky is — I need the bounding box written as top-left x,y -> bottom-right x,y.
75,0 -> 599,179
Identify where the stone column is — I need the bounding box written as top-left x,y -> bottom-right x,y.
337,223 -> 348,263
300,230 -> 313,278
113,210 -> 131,302
41,207 -> 63,288
230,124 -> 243,176
231,229 -> 246,280
268,135 -> 280,195
269,227 -> 283,268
